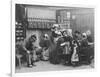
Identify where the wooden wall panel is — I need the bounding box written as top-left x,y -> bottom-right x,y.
70,9 -> 94,37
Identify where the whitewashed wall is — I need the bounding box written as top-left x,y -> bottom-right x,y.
26,6 -> 56,19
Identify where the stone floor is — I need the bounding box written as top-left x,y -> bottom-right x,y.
15,61 -> 94,73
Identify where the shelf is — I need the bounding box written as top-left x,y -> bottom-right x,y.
15,24 -> 26,42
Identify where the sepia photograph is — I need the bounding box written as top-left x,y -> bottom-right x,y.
14,3 -> 94,73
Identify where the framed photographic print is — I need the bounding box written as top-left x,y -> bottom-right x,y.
11,0 -> 95,77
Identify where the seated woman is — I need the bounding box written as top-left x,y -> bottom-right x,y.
79,32 -> 94,64
39,34 -> 50,61
86,30 -> 94,62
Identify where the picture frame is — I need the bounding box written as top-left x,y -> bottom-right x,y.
11,0 -> 95,77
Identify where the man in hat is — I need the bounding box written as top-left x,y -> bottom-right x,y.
23,34 -> 37,67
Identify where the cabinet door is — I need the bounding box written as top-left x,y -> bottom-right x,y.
56,10 -> 71,29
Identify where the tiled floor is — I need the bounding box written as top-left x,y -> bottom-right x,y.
15,61 -> 94,73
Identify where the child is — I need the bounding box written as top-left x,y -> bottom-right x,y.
71,40 -> 79,66
60,29 -> 73,65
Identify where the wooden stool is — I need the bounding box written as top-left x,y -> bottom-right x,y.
16,54 -> 22,69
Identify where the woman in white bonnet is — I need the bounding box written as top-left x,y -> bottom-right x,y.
49,24 -> 63,64
51,24 -> 62,43
86,30 -> 93,45
79,31 -> 94,64
82,33 -> 87,40
67,29 -> 73,37
86,30 -> 91,36
51,24 -> 60,32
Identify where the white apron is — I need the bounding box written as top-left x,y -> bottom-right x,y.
71,46 -> 79,62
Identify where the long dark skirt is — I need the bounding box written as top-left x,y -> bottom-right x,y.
49,42 -> 63,64
79,45 -> 94,64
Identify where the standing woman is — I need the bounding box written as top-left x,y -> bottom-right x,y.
49,24 -> 62,64
60,29 -> 73,65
